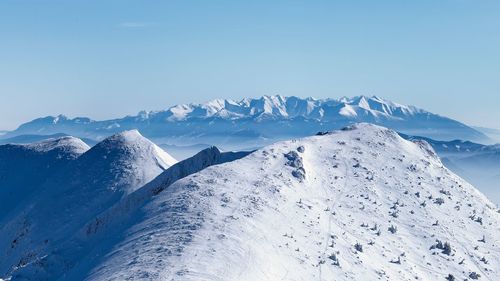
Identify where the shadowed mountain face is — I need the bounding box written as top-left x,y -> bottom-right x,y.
0,134 -> 250,281
0,133 -> 98,146
0,137 -> 90,217
1,96 -> 488,144
2,124 -> 498,281
0,130 -> 178,279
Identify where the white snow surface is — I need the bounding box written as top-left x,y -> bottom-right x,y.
22,136 -> 90,155
2,124 -> 499,281
101,130 -> 178,178
0,130 -> 177,279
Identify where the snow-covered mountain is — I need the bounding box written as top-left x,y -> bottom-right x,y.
3,124 -> 498,280
1,96 -> 488,144
0,133 -> 97,146
400,134 -> 500,205
0,130 -> 177,279
0,136 -> 90,218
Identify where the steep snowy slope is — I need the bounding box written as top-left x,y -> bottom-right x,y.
66,130 -> 177,196
0,136 -> 90,217
16,123 -> 498,281
2,147 -> 251,281
400,134 -> 500,205
0,130 -> 177,278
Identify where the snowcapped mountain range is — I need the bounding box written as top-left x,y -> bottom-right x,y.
1,95 -> 488,144
1,124 -> 498,280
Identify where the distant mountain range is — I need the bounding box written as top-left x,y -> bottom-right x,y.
473,126 -> 500,143
1,95 -> 489,145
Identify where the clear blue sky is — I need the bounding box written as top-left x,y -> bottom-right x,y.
1,0 -> 499,130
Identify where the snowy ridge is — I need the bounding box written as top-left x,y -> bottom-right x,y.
83,123 -> 497,281
5,147 -> 253,281
22,136 -> 89,155
5,124 -> 497,281
79,146 -> 251,239
0,137 -> 90,218
0,130 -> 177,279
399,133 -> 500,204
86,130 -> 177,191
0,146 -> 250,281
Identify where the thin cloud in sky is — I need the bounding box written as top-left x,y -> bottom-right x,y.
118,22 -> 150,28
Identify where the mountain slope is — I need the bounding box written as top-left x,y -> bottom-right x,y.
0,136 -> 90,217
0,133 -> 97,146
2,96 -> 487,143
2,146 -> 251,281
10,124 -> 498,281
84,124 -> 500,280
400,133 -> 500,205
0,130 -> 177,278
473,126 -> 500,144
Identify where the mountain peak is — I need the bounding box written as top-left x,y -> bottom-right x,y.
94,129 -> 149,150
25,135 -> 90,155
90,129 -> 177,172
103,129 -> 142,143
0,136 -> 90,216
